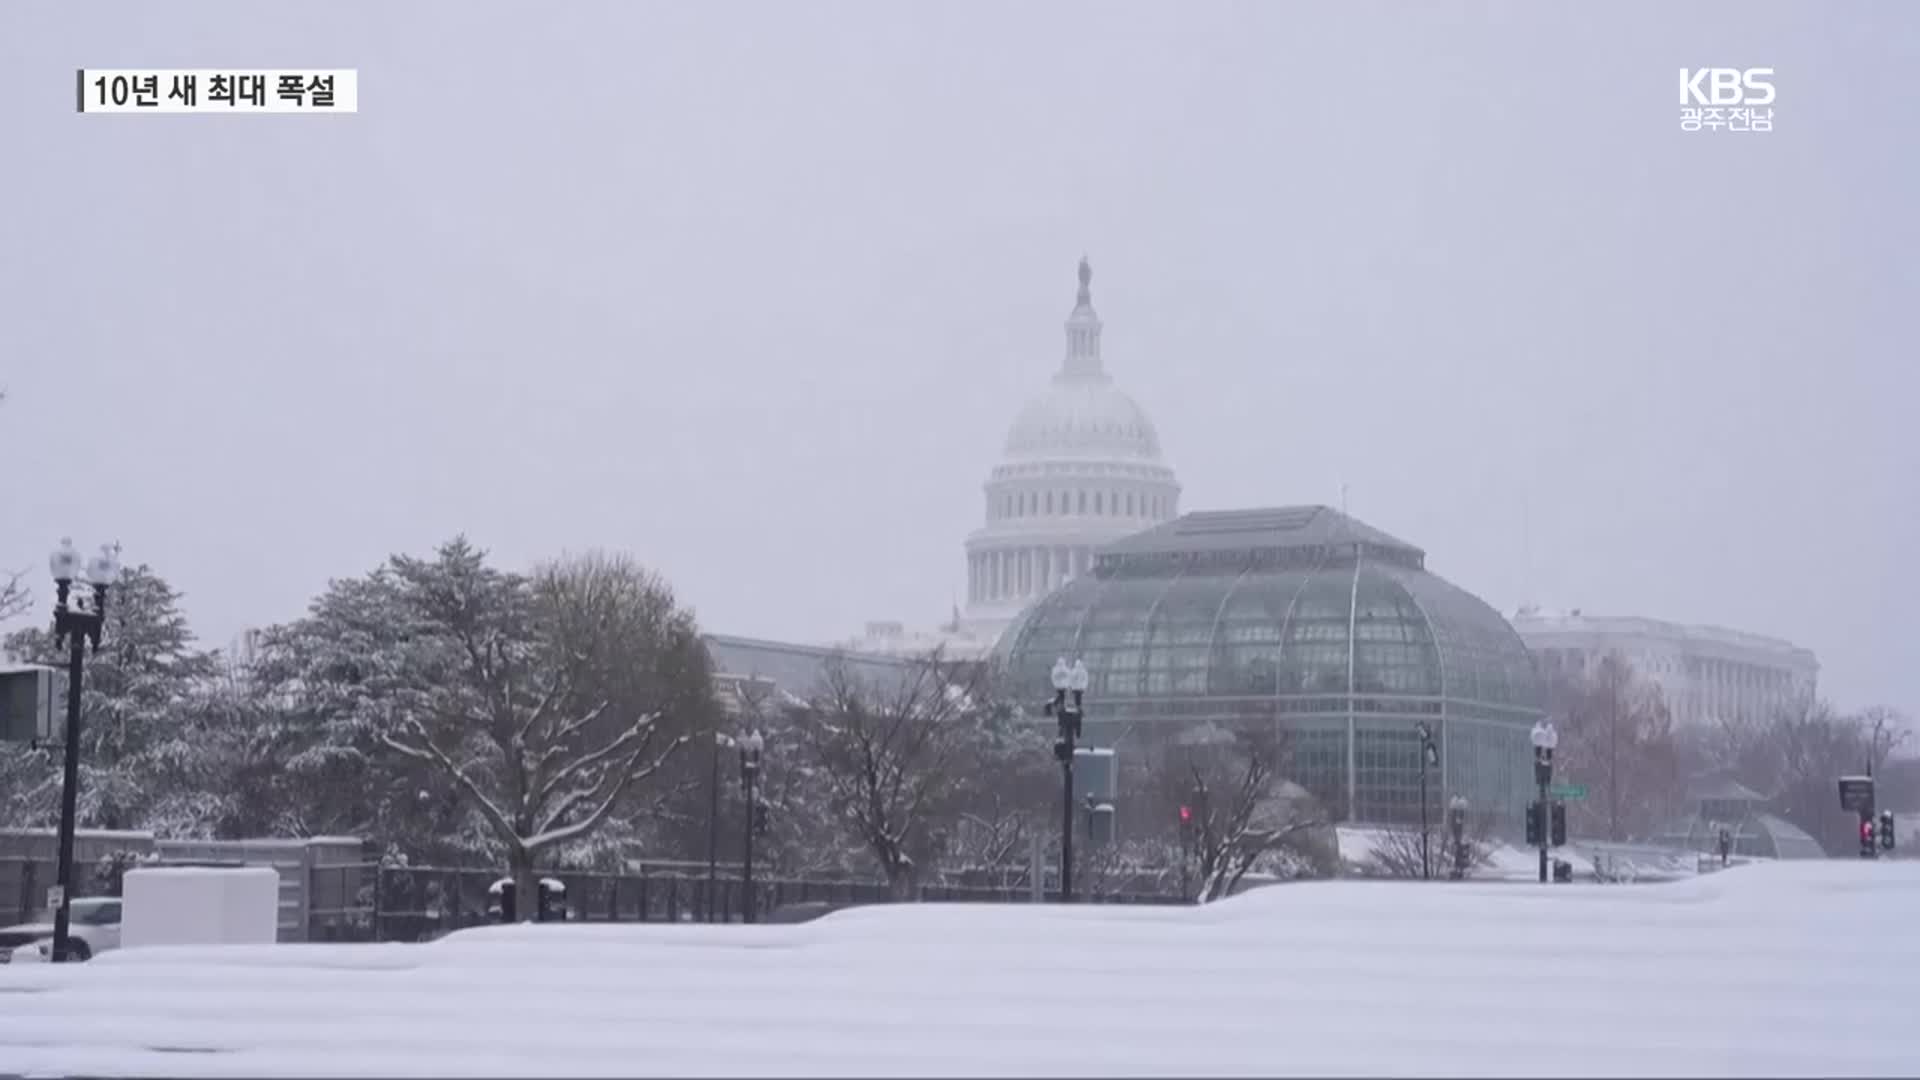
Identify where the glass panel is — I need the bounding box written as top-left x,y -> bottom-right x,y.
1077,574 -> 1178,699
1350,567 -> 1442,697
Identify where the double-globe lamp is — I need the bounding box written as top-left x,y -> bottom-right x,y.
47,537 -> 123,964
1048,657 -> 1089,902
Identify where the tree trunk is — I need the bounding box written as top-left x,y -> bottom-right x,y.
887,859 -> 918,901
510,845 -> 537,924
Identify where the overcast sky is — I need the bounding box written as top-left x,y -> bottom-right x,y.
1,2 -> 1914,716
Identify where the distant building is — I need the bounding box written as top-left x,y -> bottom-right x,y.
844,256 -> 1181,659
704,633 -> 918,715
1510,608 -> 1817,728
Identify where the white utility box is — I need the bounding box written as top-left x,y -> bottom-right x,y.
122,865 -> 280,948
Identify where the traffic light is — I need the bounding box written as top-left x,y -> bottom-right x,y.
1525,801 -> 1543,846
1550,802 -> 1567,848
1860,815 -> 1876,857
1880,810 -> 1896,852
752,800 -> 771,837
1178,804 -> 1193,827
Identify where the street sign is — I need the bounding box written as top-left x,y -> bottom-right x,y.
1839,776 -> 1875,814
45,885 -> 64,912
1548,783 -> 1587,800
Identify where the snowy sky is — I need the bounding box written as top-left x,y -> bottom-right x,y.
0,2 -> 1914,717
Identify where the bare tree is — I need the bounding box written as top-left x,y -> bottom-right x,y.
1148,724 -> 1336,902
1684,697 -> 1914,854
796,650 -> 1002,897
1549,652 -> 1683,841
713,674 -> 868,880
1357,808 -> 1500,880
0,571 -> 25,626
1862,706 -> 1911,773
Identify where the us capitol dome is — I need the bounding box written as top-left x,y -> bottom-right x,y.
961,257 -> 1182,644
847,257 -> 1181,658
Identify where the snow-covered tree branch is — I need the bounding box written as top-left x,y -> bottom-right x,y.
269,539 -> 717,905
793,650 -> 1024,896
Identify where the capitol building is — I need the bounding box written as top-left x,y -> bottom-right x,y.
844,257 -> 1181,659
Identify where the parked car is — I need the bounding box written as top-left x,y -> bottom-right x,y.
0,897 -> 123,962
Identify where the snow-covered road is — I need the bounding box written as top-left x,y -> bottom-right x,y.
2,861 -> 1915,1076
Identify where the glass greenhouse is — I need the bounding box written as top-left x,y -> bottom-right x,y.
1647,776 -> 1829,860
996,506 -> 1547,826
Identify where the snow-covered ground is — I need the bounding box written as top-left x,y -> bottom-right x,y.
2,861 -> 1916,1077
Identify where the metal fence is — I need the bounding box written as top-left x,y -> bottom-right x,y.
306,862 -> 1185,943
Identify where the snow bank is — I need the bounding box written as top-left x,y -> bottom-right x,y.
2,860 -> 1916,1076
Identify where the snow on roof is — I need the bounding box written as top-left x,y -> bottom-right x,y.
125,865 -> 276,878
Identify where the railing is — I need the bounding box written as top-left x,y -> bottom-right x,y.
306,862 -> 1185,943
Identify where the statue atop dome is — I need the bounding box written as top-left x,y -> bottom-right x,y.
1076,256 -> 1093,307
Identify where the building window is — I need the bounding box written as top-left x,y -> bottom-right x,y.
1079,491 -> 1088,514
1046,491 -> 1054,514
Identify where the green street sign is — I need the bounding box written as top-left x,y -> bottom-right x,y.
1549,783 -> 1588,800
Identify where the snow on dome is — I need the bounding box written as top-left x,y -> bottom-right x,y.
1002,379 -> 1163,461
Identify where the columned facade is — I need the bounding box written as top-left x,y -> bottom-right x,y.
1511,609 -> 1819,727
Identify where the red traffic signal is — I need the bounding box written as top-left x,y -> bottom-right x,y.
1862,819 -> 1875,842
1178,805 -> 1192,824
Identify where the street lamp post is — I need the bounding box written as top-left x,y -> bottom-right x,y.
1415,721 -> 1439,881
737,730 -> 765,923
1046,657 -> 1088,903
1530,720 -> 1559,885
707,729 -> 730,923
46,538 -> 121,964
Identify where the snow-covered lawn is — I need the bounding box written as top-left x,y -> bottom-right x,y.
2,861 -> 1915,1077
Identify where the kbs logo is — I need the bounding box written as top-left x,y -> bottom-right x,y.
1678,68 -> 1774,133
